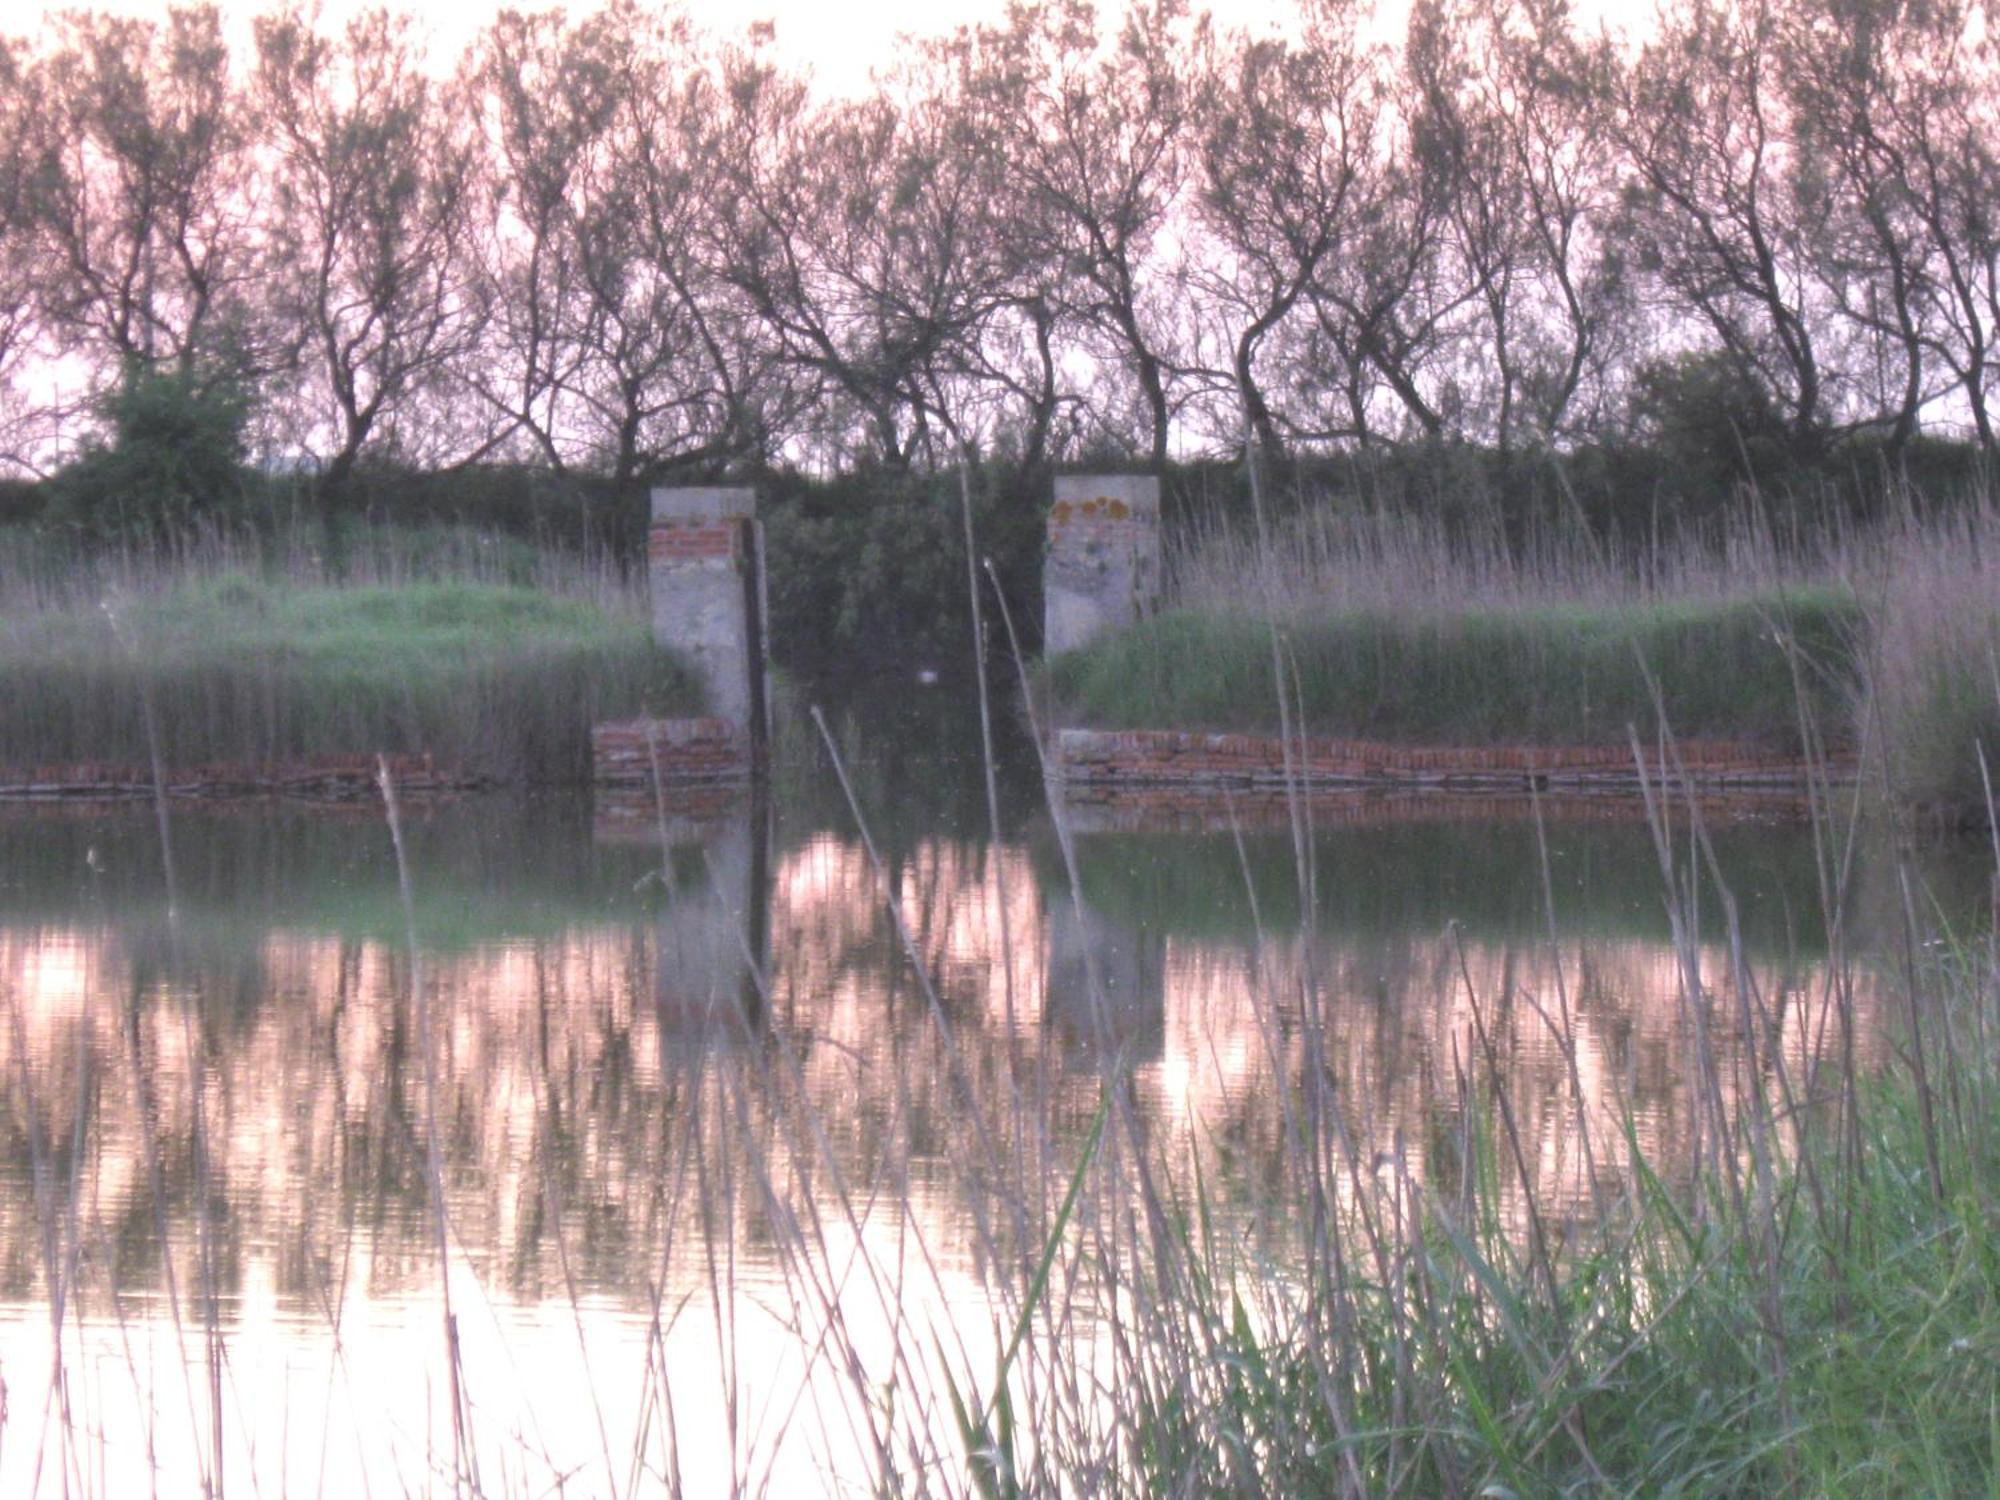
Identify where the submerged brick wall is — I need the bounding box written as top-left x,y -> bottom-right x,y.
0,753 -> 480,802
1059,788 -> 1821,834
592,717 -> 751,786
1052,728 -> 1852,795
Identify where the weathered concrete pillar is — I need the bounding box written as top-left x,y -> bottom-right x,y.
649,486 -> 769,756
1044,474 -> 1163,656
1045,898 -> 1165,1067
653,791 -> 772,1050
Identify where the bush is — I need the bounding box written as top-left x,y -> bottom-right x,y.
46,362 -> 254,539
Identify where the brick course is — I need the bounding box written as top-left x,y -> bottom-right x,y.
1052,727 -> 1853,797
0,752 -> 480,802
592,716 -> 751,786
647,520 -> 743,562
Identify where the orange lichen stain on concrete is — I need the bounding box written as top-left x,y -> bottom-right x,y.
1055,494 -> 1144,527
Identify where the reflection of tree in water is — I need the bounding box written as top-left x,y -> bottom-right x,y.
1143,927 -> 1885,1250
0,816 -> 1896,1330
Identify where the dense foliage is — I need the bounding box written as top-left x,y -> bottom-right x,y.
1,0 -> 1999,506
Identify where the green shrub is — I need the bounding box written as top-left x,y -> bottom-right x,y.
46,362 -> 254,539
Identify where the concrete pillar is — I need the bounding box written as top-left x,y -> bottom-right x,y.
1045,898 -> 1165,1067
1044,474 -> 1163,656
654,791 -> 771,1050
649,486 -> 769,754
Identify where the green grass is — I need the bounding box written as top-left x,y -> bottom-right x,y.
0,571 -> 702,783
1110,1064 -> 2000,1494
1049,589 -> 1861,747
1859,511 -> 2000,811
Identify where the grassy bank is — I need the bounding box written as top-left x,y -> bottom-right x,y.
1049,590 -> 1859,746
947,799 -> 1999,1494
1050,503 -> 1867,747
1097,989 -> 2000,1494
0,555 -> 700,783
1050,499 -> 2000,808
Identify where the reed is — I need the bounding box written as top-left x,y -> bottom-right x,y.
1050,498 -> 1870,745
1052,491 -> 2000,822
0,535 -> 698,783
1858,506 -> 2000,812
2,510 -> 1996,1496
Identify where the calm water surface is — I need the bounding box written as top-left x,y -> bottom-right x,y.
0,698 -> 1979,1494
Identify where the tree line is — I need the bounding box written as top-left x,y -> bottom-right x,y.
0,0 -> 1996,500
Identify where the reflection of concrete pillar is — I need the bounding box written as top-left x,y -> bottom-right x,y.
1044,475 -> 1162,656
1045,898 -> 1165,1065
649,486 -> 769,755
654,792 -> 771,1048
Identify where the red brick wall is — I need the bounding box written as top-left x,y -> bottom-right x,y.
1052,728 -> 1853,794
0,753 -> 479,802
648,519 -> 744,563
592,717 -> 750,785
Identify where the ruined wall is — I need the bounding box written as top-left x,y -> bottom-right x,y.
649,486 -> 764,741
1044,474 -> 1162,656
1052,728 -> 1850,794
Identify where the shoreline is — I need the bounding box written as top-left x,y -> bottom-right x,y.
1051,726 -> 1855,798
0,753 -> 488,803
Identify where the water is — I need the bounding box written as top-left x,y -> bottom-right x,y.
0,697 -> 1980,1494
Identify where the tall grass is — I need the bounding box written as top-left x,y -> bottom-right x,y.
1053,491 -> 2000,810
0,527 -> 699,782
1051,500 -> 1869,746
1861,506 -> 2000,812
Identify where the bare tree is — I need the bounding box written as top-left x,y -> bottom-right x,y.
1298,30 -> 1472,447
253,6 -> 483,488
1617,0 -> 1831,452
958,0 -> 1204,468
1408,0 -> 1630,449
471,5 -> 770,486
0,37 -> 51,472
1188,1 -> 1381,456
1790,0 -> 2000,452
28,6 -> 258,381
707,40 -> 1016,469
